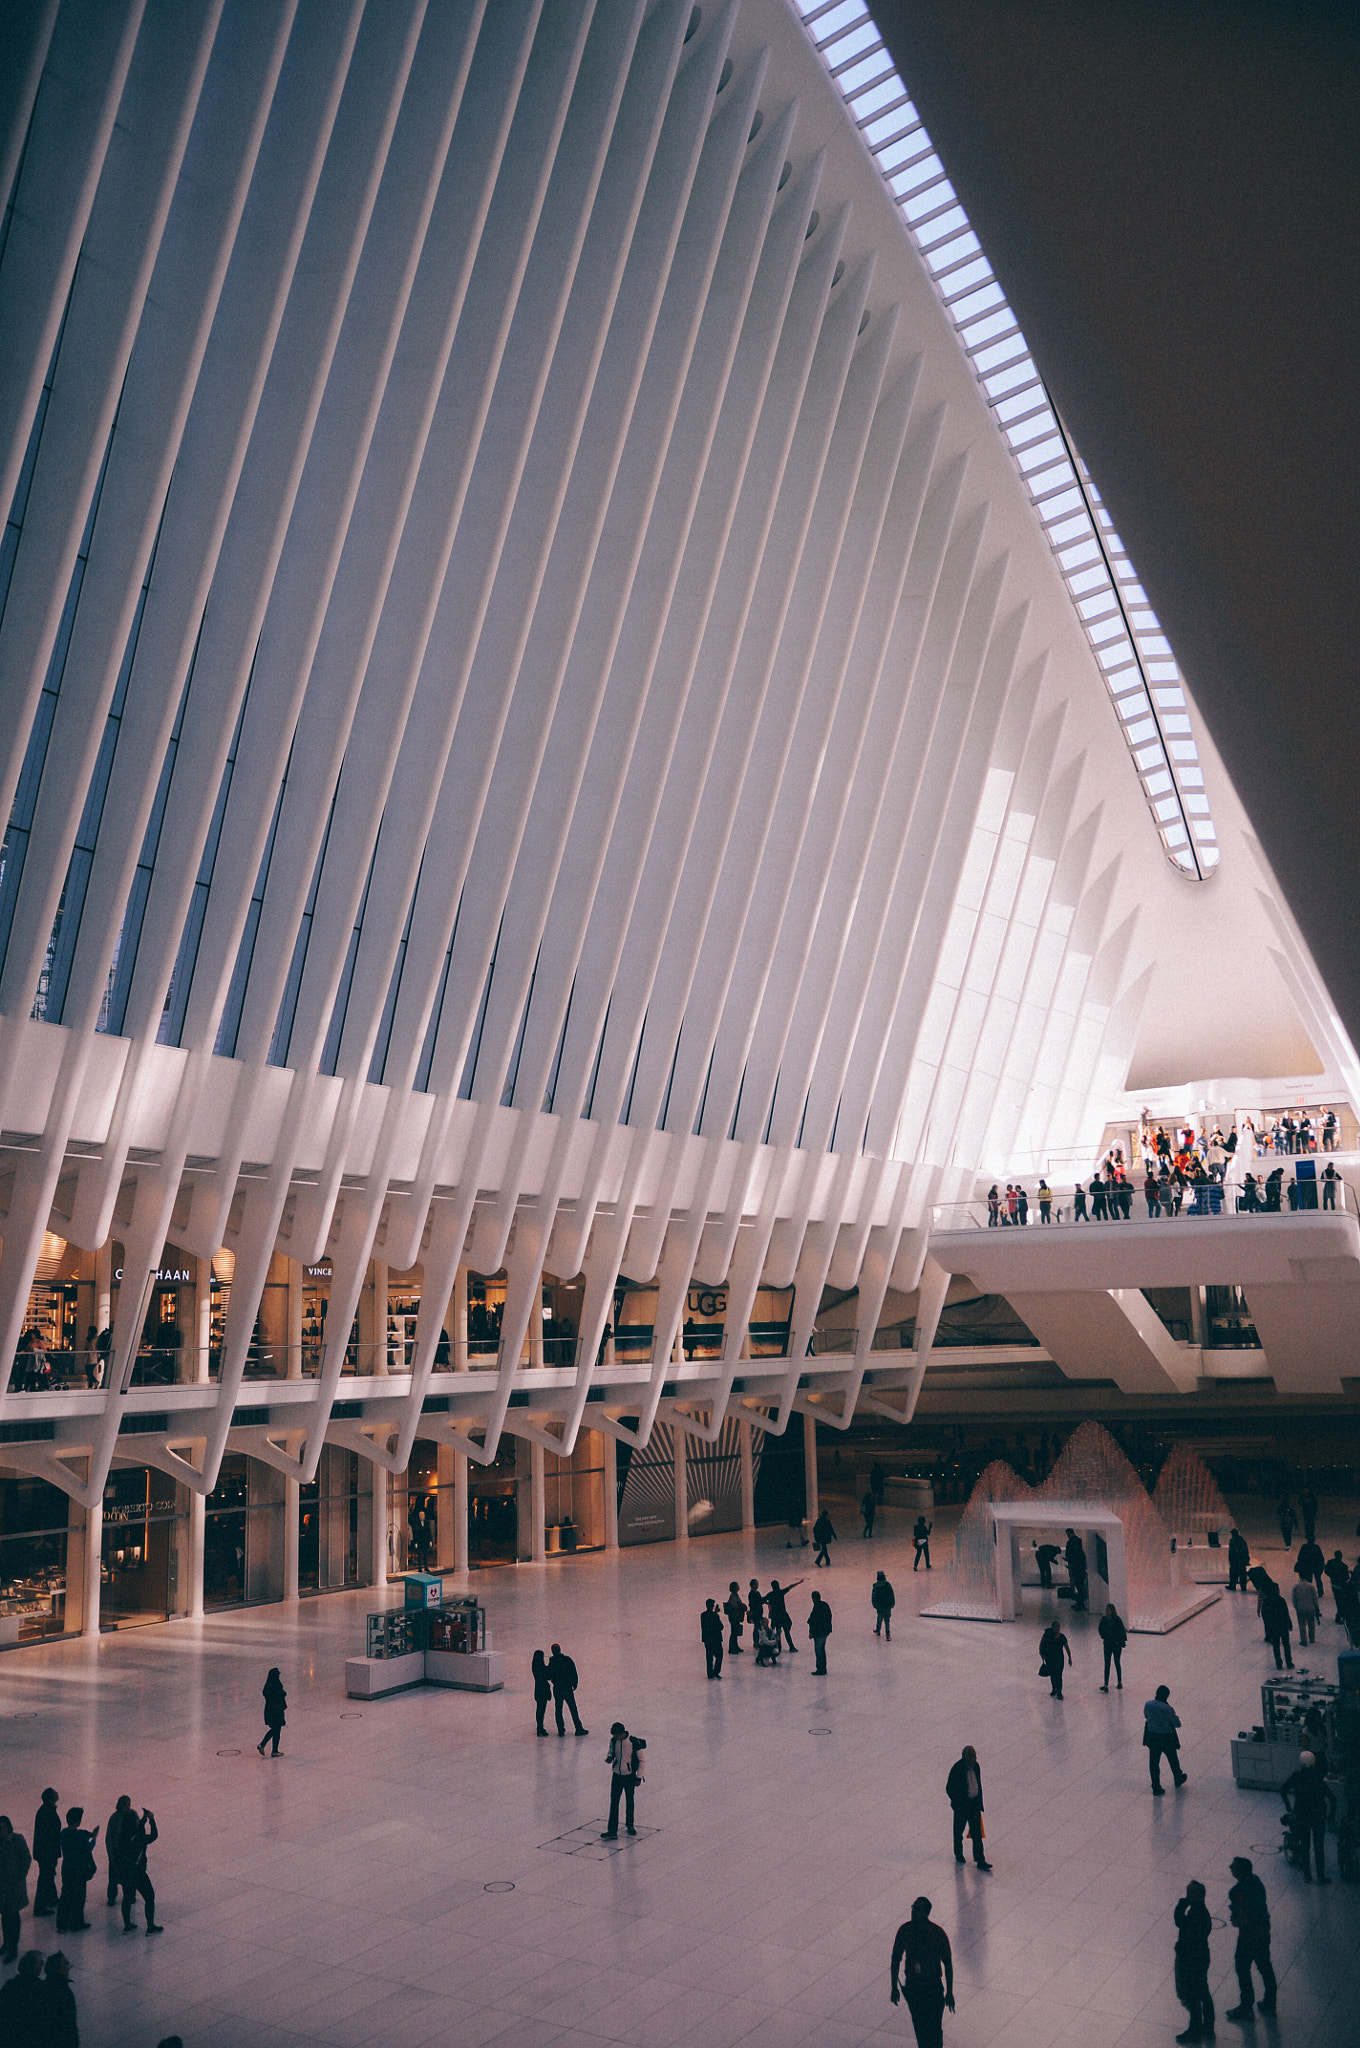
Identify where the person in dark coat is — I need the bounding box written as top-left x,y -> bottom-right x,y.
1143,1685 -> 1187,1792
1295,1535 -> 1325,1597
258,1668 -> 287,1755
1226,1528 -> 1250,1592
1277,1499 -> 1297,1547
31,1788 -> 60,1917
42,1950 -> 79,2048
860,1488 -> 876,1537
812,1509 -> 836,1567
55,1809 -> 97,1932
1260,1585 -> 1294,1668
890,1896 -> 955,2048
1173,1880 -> 1214,2044
547,1644 -> 587,1734
1299,1489 -> 1319,1542
871,1571 -> 895,1639
746,1579 -> 765,1631
1098,1603 -> 1127,1690
1039,1620 -> 1072,1698
531,1649 -> 553,1735
912,1516 -> 933,1570
766,1578 -> 800,1652
723,1583 -> 747,1653
105,1797 -> 131,1907
1281,1750 -> 1336,1883
1324,1549 -> 1350,1618
808,1590 -> 832,1673
0,1815 -> 32,1962
1064,1529 -> 1089,1610
1225,1857 -> 1276,2020
945,1746 -> 990,1869
1034,1541 -> 1061,1589
0,1949 -> 46,2043
701,1599 -> 724,1679
114,1805 -> 161,1933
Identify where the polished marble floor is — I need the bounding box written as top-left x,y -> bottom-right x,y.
1,1496 -> 1356,2048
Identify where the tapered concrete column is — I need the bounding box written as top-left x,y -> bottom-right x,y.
803,1414 -> 818,1525
531,1441 -> 546,1561
1190,1285 -> 1206,1346
283,1477 -> 299,1603
602,1430 -> 618,1551
739,1418 -> 754,1529
188,1490 -> 205,1619
286,1260 -> 303,1378
95,1242 -> 112,1331
370,1260 -> 388,1374
82,1499 -> 103,1637
369,1466 -> 388,1587
454,1266 -> 468,1370
453,1450 -> 469,1573
674,1424 -> 688,1544
194,1258 -> 212,1382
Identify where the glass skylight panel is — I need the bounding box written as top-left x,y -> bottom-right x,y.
798,0 -> 1220,876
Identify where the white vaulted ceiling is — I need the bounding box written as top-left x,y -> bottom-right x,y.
0,0 -> 1351,1483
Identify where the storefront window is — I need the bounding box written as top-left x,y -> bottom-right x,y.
543,1435 -> 604,1553
1,1475 -> 71,1644
299,1447 -> 367,1591
204,1454 -> 284,1608
102,1466 -> 185,1627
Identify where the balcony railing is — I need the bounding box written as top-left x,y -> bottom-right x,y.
932,1173 -> 1354,1232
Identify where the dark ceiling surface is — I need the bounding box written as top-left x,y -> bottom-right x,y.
867,0 -> 1360,1050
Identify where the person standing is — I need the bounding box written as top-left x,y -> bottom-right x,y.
1291,1572 -> 1320,1647
861,1487 -> 877,1538
1017,1186 -> 1029,1226
986,1185 -> 1000,1226
0,1816 -> 31,1962
945,1746 -> 990,1869
1225,1857 -> 1276,2021
1039,1620 -> 1071,1699
1277,1498 -> 1297,1548
812,1508 -> 836,1567
1295,1533 -> 1325,1597
1300,1488 -> 1319,1542
1260,1584 -> 1294,1669
913,1515 -> 933,1570
600,1723 -> 644,1839
785,1510 -> 808,1550
746,1579 -> 765,1633
1143,1685 -> 1187,1793
106,1795 -> 131,1908
0,1950 -> 46,2037
871,1571 -> 895,1640
1034,1541 -> 1061,1589
1172,1880 -> 1214,2044
1226,1528 -> 1250,1593
258,1667 -> 287,1756
701,1599 -> 724,1680
1073,1181 -> 1088,1221
1064,1529 -> 1089,1611
41,1951 -> 79,2048
1038,1178 -> 1052,1223
1324,1549 -> 1350,1619
890,1896 -> 955,2048
723,1582 -> 747,1653
1098,1603 -> 1127,1690
767,1578 -> 800,1652
547,1643 -> 588,1734
531,1650 -> 553,1735
808,1590 -> 832,1673
115,1805 -> 162,1934
31,1788 -> 60,1918
1281,1751 -> 1335,1884
55,1808 -> 97,1932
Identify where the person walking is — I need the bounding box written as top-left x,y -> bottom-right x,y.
1276,1498 -> 1297,1548
0,1816 -> 31,1962
1295,1533 -> 1325,1597
1143,1685 -> 1187,1793
860,1487 -> 877,1538
114,1805 -> 162,1934
1226,1528 -> 1250,1593
1324,1549 -> 1350,1619
547,1643 -> 588,1734
0,1949 -> 46,2039
890,1896 -> 955,2048
1260,1584 -> 1294,1668
785,1510 -> 808,1549
945,1746 -> 990,1869
871,1570 -> 895,1639
912,1515 -> 933,1570
1064,1529 -> 1089,1611
1172,1880 -> 1214,2044
1291,1572 -> 1320,1647
1225,1857 -> 1276,2020
1039,1620 -> 1071,1698
1098,1603 -> 1127,1690
808,1590 -> 832,1673
532,1649 -> 553,1735
701,1599 -> 724,1680
55,1808 -> 97,1932
723,1582 -> 747,1653
1281,1751 -> 1335,1884
1300,1488 -> 1319,1542
31,1788 -> 60,1918
812,1508 -> 836,1567
600,1723 -> 644,1839
258,1667 -> 287,1755
767,1578 -> 800,1652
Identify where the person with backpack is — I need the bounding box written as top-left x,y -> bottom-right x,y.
808,1590 -> 833,1673
871,1570 -> 896,1640
812,1509 -> 836,1567
600,1724 -> 644,1839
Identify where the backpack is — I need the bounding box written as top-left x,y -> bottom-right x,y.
629,1737 -> 646,1780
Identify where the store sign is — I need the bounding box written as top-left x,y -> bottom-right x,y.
686,1288 -> 726,1319
112,1262 -> 193,1284
305,1261 -> 333,1280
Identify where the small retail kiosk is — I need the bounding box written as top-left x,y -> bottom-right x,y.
345,1575 -> 505,1698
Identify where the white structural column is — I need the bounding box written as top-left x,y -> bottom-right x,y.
453,1451 -> 469,1574
602,1431 -> 618,1552
531,1441 -> 546,1563
369,1465 -> 388,1589
739,1418 -> 755,1530
188,1492 -> 205,1620
83,1498 -> 103,1638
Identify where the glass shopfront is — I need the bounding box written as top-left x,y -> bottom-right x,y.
101,1466 -> 186,1627
469,1434 -> 518,1564
1,1474 -> 72,1644
204,1454 -> 285,1608
298,1446 -> 368,1592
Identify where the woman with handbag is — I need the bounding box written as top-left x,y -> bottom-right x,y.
55,1806 -> 98,1931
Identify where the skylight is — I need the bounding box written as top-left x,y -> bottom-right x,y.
798,0 -> 1219,877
